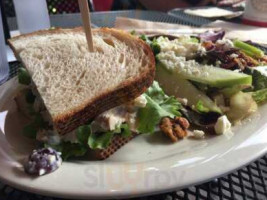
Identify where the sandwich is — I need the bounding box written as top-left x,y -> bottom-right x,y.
9,27 -> 185,171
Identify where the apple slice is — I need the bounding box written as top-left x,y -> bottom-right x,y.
156,64 -> 222,113
157,52 -> 252,88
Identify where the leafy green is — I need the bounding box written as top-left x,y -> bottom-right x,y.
189,37 -> 199,43
150,39 -> 161,55
23,113 -> 47,139
244,67 -> 267,91
44,123 -> 132,159
23,125 -> 38,139
18,68 -> 31,85
88,131 -> 114,149
45,125 -> 92,160
139,35 -> 161,55
196,100 -> 210,113
140,34 -> 149,42
25,89 -> 36,104
76,125 -> 91,145
88,123 -> 131,149
137,81 -> 181,133
46,142 -> 88,161
130,30 -> 136,35
120,123 -> 131,138
179,36 -> 199,43
252,88 -> 267,104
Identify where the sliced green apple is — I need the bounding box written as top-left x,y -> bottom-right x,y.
157,53 -> 252,88
156,64 -> 222,114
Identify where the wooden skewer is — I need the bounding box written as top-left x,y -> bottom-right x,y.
78,0 -> 94,52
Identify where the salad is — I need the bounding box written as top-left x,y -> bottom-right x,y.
140,30 -> 267,137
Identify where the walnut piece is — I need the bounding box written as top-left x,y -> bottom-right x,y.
159,117 -> 190,142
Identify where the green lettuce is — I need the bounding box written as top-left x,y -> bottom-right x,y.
196,100 -> 210,113
137,81 -> 181,133
244,67 -> 267,91
251,88 -> 267,104
23,113 -> 47,139
46,123 -> 132,160
140,34 -> 161,55
18,68 -> 31,85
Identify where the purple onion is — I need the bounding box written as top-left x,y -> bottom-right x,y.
199,30 -> 225,43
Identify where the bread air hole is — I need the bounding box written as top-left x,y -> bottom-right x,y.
118,53 -> 125,64
103,38 -> 115,48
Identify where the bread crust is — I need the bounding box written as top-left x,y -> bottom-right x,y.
8,27 -> 155,135
91,133 -> 137,160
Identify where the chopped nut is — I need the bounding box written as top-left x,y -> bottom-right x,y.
174,116 -> 190,129
159,117 -> 190,142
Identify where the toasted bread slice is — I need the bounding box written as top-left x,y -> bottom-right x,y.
9,27 -> 155,135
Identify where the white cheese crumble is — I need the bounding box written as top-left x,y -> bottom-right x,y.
192,130 -> 205,139
133,95 -> 147,108
177,98 -> 188,106
214,115 -> 232,135
216,39 -> 234,50
39,169 -> 46,176
230,53 -> 239,58
156,36 -> 206,59
215,60 -> 222,67
157,51 -> 211,78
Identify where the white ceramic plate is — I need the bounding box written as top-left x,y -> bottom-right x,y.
1,77 -> 267,199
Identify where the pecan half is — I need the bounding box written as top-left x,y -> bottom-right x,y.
159,117 -> 190,142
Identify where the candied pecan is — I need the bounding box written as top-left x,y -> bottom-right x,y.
160,117 -> 190,142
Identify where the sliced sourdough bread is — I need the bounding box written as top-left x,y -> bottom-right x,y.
9,27 -> 155,135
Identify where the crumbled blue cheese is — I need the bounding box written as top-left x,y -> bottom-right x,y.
156,36 -> 206,59
230,53 -> 239,58
133,95 -> 147,108
157,51 -> 211,78
216,39 -> 234,50
214,115 -> 232,135
192,130 -> 205,139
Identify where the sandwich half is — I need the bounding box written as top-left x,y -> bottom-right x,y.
9,27 -> 155,159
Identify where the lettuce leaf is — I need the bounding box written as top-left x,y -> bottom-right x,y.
140,34 -> 161,55
88,123 -> 131,149
244,67 -> 267,91
18,68 -> 31,85
252,88 -> 267,104
137,81 -> 181,133
23,113 -> 47,139
46,142 -> 88,161
45,123 -> 132,160
88,131 -> 114,149
196,100 -> 210,113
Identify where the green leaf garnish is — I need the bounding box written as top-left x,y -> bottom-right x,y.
196,100 -> 210,113
18,68 -> 31,85
252,88 -> 267,104
137,81 -> 181,133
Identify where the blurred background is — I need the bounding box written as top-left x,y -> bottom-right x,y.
1,0 -> 244,17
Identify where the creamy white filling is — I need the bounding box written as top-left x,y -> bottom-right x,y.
36,95 -> 147,145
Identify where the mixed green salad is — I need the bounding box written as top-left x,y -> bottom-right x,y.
141,31 -> 267,125
17,30 -> 267,166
